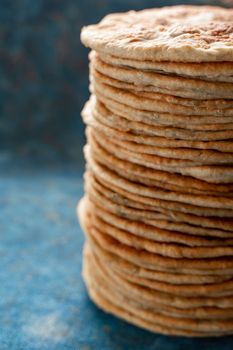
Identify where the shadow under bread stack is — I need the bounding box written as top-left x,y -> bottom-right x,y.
79,5 -> 233,336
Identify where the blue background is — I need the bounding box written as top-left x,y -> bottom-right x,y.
1,1 -> 233,349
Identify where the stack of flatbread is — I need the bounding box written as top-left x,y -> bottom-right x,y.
79,5 -> 233,336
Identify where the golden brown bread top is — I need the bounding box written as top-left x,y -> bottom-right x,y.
81,5 -> 233,62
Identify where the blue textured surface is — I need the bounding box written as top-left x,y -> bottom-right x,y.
1,161 -> 233,350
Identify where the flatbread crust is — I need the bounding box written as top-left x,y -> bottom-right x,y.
91,55 -> 233,100
81,5 -> 233,62
98,52 -> 233,83
80,5 -> 233,336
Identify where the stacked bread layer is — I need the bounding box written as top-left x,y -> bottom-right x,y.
79,5 -> 233,337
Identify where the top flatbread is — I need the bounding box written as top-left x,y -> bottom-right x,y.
81,5 -> 233,63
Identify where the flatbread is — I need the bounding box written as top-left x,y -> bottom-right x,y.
87,250 -> 233,323
84,109 -> 233,163
85,216 -> 233,275
94,129 -> 233,164
84,255 -> 230,336
79,198 -> 233,274
84,99 -> 233,152
85,170 -> 233,232
86,246 -> 233,316
98,52 -> 233,83
96,92 -> 233,127
80,4 -> 233,337
86,178 -> 233,239
87,198 -> 233,260
84,241 -> 233,308
81,6 -> 233,62
93,95 -> 233,131
86,138 -> 233,194
86,136 -> 233,211
89,145 -> 233,197
91,55 -> 233,99
90,240 -> 233,285
92,75 -> 233,114
86,147 -> 233,217
85,98 -> 233,142
89,61 -> 233,110
89,128 -> 233,184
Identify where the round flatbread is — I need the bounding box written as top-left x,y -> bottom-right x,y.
81,5 -> 233,62
98,52 -> 233,83
91,56 -> 233,100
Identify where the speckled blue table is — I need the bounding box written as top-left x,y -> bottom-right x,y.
1,159 -> 233,350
